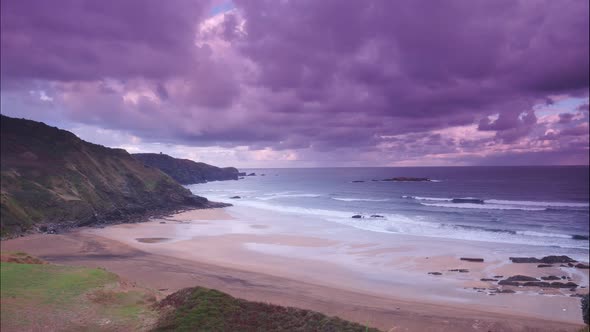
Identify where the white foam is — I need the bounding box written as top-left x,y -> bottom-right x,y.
486,199 -> 589,208
409,196 -> 453,202
332,197 -> 389,202
420,202 -> 546,211
327,214 -> 588,250
404,195 -> 588,209
257,193 -> 322,200
515,230 -> 573,239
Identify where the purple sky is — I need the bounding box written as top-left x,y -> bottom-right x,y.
1,0 -> 588,167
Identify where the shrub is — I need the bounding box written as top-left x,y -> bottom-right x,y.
583,294 -> 589,325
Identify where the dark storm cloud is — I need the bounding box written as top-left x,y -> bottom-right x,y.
0,0 -> 588,165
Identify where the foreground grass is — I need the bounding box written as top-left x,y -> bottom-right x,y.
155,287 -> 381,332
0,254 -> 158,331
1,252 -> 381,331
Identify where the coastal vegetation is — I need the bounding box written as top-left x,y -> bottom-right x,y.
0,252 -> 379,331
0,115 -> 225,238
133,153 -> 240,185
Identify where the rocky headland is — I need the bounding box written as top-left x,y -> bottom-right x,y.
0,115 -> 226,238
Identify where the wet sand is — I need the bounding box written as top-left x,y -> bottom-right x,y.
2,207 -> 588,331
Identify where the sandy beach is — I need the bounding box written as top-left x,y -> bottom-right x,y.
2,207 -> 588,331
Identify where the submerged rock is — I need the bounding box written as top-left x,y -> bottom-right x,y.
452,198 -> 484,204
504,275 -> 539,282
537,264 -> 553,268
370,215 -> 384,218
460,257 -> 484,262
449,269 -> 469,273
540,255 -> 577,264
230,196 -> 241,199
428,272 -> 442,275
509,255 -> 576,264
352,180 -> 365,183
381,177 -> 431,182
481,278 -> 498,282
523,281 -> 551,287
541,276 -> 561,281
351,215 -> 363,219
550,282 -> 578,288
510,257 -> 540,263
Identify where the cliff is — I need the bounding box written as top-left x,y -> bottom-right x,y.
0,115 -> 224,237
132,153 -> 240,185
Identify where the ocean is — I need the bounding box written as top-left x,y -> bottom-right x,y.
187,166 -> 589,256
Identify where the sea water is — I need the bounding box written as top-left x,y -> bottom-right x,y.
187,166 -> 589,258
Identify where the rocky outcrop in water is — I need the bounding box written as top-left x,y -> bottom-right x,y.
509,255 -> 577,264
382,177 -> 431,182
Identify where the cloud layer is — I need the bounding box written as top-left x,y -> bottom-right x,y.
1,0 -> 588,166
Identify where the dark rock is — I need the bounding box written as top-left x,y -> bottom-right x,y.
238,172 -> 247,176
159,221 -> 166,224
561,276 -> 567,279
230,196 -> 241,199
537,264 -> 553,268
560,264 -> 568,267
370,215 -> 384,218
381,177 -> 431,182
247,173 -> 256,176
575,263 -> 590,269
449,269 -> 469,273
523,281 -> 551,287
481,278 -> 498,282
568,263 -> 575,267
540,255 -> 577,264
452,198 -> 484,204
509,257 -> 540,263
239,177 -> 245,180
352,180 -> 365,183
509,256 -> 576,264
498,280 -> 520,286
460,257 -> 484,262
495,289 -> 516,294
504,275 -> 539,282
572,234 -> 589,240
493,275 -> 504,278
428,272 -> 442,275
351,215 -> 363,219
549,282 -> 578,288
540,276 -> 561,281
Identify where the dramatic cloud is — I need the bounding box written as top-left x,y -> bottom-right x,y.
1,0 -> 588,166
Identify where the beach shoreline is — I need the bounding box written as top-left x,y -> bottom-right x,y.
2,207 -> 588,331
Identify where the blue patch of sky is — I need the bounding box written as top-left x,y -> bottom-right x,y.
534,96 -> 590,117
209,1 -> 234,16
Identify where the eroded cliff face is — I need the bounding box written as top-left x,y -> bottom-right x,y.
132,153 -> 240,185
1,115 -> 223,237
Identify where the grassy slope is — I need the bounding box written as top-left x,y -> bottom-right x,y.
1,115 -> 209,237
0,254 -> 158,331
155,287 -> 380,332
1,253 -> 382,331
132,153 -> 239,185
